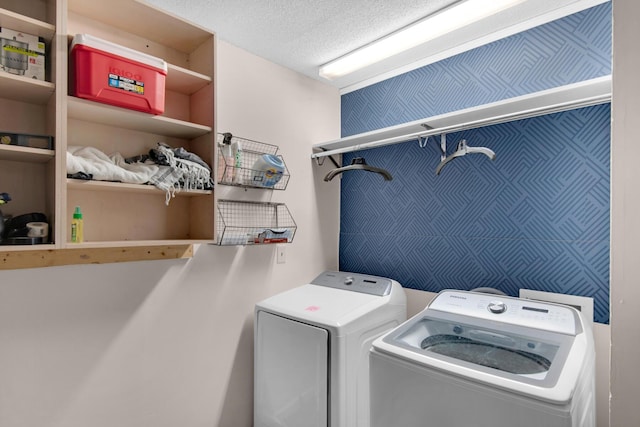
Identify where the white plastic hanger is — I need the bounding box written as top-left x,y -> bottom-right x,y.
435,136 -> 496,175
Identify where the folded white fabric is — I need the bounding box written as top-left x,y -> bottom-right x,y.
67,145 -> 213,205
66,145 -> 161,184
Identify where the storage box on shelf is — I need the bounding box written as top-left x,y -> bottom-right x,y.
0,26 -> 46,81
69,33 -> 168,114
0,132 -> 53,149
0,5 -> 56,102
217,133 -> 290,190
64,0 -> 216,247
0,3 -> 58,251
217,199 -> 296,246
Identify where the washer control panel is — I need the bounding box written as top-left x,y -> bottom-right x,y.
310,271 -> 392,296
428,290 -> 579,335
487,300 -> 507,314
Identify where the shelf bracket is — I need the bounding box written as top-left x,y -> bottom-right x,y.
418,124 -> 448,161
314,147 -> 341,168
418,123 -> 433,148
439,133 -> 447,161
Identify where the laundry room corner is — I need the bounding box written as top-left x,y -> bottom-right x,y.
4,0 -> 635,425
0,39 -> 342,427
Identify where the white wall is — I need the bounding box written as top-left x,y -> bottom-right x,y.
610,0 -> 640,425
0,41 -> 341,427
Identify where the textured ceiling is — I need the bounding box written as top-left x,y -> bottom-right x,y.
145,0 -> 606,90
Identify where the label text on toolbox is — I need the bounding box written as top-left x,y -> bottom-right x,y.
108,73 -> 145,95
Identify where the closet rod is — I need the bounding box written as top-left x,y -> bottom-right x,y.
311,91 -> 610,159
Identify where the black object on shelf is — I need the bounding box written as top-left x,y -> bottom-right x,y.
0,212 -> 49,245
0,131 -> 54,149
0,192 -> 10,239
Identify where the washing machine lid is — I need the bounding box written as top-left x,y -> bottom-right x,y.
256,272 -> 395,332
373,290 -> 589,403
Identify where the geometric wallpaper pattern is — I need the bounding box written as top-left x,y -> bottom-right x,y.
341,3 -> 612,137
338,3 -> 612,323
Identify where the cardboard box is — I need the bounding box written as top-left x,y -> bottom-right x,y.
0,27 -> 46,80
70,34 -> 167,115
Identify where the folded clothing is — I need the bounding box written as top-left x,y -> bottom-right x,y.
67,144 -> 213,205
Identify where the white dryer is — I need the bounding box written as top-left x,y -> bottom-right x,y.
370,290 -> 595,427
254,271 -> 407,427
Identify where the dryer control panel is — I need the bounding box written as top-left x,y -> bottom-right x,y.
311,271 -> 393,296
429,290 -> 579,335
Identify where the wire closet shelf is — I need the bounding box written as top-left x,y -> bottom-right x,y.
216,199 -> 297,246
217,133 -> 290,190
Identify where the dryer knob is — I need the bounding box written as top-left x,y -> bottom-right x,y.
488,301 -> 507,314
344,277 -> 354,285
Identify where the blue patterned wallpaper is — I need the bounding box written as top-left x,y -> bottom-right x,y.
338,3 -> 612,323
342,2 -> 612,137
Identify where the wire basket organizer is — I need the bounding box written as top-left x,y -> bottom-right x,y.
217,133 -> 290,190
216,199 -> 297,246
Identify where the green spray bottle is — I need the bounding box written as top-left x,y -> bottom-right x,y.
71,206 -> 84,243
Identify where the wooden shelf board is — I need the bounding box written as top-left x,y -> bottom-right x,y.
0,243 -> 55,252
0,72 -> 55,104
0,8 -> 56,40
67,178 -> 212,196
0,144 -> 55,163
0,244 -> 195,270
167,64 -> 212,94
67,0 -> 212,53
66,240 -> 212,249
67,97 -> 212,139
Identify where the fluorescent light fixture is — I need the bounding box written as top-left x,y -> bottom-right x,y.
319,0 -> 526,80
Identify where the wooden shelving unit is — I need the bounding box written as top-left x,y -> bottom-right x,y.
0,244 -> 194,270
0,6 -> 55,39
0,145 -> 55,163
166,64 -> 212,94
0,0 -> 216,269
67,97 -> 212,139
67,179 -> 212,196
0,73 -> 55,104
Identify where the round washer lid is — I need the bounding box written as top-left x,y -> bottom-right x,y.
420,334 -> 552,375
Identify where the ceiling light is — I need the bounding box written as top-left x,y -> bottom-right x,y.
318,0 -> 526,80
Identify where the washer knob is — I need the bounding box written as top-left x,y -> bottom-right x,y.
344,277 -> 354,285
488,301 -> 507,314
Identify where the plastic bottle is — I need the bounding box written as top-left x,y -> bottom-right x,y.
71,206 -> 84,243
251,154 -> 285,187
232,139 -> 243,184
220,139 -> 234,182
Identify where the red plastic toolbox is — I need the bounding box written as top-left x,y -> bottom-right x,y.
70,34 -> 167,115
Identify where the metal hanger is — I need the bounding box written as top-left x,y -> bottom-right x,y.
435,138 -> 496,175
324,157 -> 393,182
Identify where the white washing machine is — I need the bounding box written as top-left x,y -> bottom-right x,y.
370,290 -> 595,427
254,271 -> 407,427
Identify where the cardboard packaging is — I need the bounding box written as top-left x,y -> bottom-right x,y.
0,27 -> 46,80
